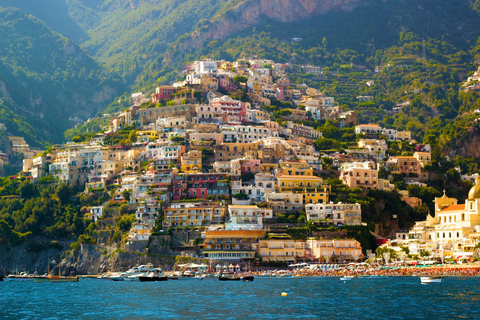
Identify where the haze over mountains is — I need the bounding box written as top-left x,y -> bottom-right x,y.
1,0 -> 480,146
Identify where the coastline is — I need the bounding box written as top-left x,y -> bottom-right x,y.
241,264 -> 480,278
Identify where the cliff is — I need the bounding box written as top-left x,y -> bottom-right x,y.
169,0 -> 363,60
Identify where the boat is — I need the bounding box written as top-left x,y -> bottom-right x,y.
240,276 -> 254,281
32,276 -> 78,283
420,276 -> 442,283
3,272 -> 33,281
340,276 -> 354,281
138,272 -> 168,282
218,276 -> 241,281
97,272 -> 125,281
273,270 -> 293,277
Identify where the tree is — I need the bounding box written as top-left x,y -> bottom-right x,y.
128,130 -> 137,143
232,76 -> 248,84
122,189 -> 131,202
419,250 -> 431,261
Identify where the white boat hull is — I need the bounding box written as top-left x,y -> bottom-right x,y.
3,277 -> 33,281
421,277 -> 442,283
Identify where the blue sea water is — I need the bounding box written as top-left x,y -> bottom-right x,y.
1,276 -> 480,319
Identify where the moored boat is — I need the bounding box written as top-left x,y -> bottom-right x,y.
420,276 -> 442,283
240,276 -> 254,281
3,272 -> 33,281
32,276 -> 78,283
138,275 -> 168,282
219,276 -> 241,281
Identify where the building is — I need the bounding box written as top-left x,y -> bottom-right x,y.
357,139 -> 388,160
226,205 -> 273,230
259,234 -> 308,262
181,150 -> 202,173
305,202 -> 362,226
354,124 -> 383,135
89,206 -> 104,222
195,59 -> 217,74
172,173 -> 229,201
306,239 -> 363,262
277,175 -> 323,192
235,125 -> 278,143
210,96 -> 247,124
413,151 -> 432,166
340,162 -> 378,190
151,85 -> 177,103
163,202 -> 226,228
390,156 -> 422,178
203,229 -> 266,260
407,181 -> 480,258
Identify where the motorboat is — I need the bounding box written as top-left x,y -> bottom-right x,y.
218,276 -> 241,281
123,264 -> 162,281
3,272 -> 33,281
138,271 -> 168,282
273,270 -> 293,277
421,276 -> 442,283
340,276 -> 354,281
97,272 -> 125,281
240,276 -> 254,281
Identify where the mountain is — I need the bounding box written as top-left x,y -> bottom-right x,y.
0,7 -> 124,146
1,0 -> 480,146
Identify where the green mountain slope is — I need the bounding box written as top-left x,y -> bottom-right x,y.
0,8 -> 124,146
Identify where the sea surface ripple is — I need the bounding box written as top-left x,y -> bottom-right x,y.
1,276 -> 480,319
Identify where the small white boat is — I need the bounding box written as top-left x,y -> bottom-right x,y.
420,276 -> 442,283
340,276 -> 353,281
3,272 -> 33,281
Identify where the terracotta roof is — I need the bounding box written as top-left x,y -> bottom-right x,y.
440,204 -> 465,212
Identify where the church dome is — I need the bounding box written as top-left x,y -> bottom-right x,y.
468,177 -> 480,200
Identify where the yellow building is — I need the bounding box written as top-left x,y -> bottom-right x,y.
181,150 -> 202,173
163,202 -> 226,228
300,187 -> 330,205
277,175 -> 323,192
137,130 -> 159,142
221,62 -> 233,70
203,229 -> 266,260
110,111 -> 132,132
276,160 -> 313,176
259,234 -> 308,262
260,163 -> 279,173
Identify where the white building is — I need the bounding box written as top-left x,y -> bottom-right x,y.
194,59 -> 217,74
305,202 -> 362,226
89,206 -> 104,222
226,205 -> 273,230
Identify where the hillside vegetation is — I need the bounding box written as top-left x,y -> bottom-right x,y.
0,7 -> 124,145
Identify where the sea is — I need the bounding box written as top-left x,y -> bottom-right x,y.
1,276 -> 480,319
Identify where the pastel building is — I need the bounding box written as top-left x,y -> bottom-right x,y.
340,162 -> 378,190
305,202 -> 362,226
203,229 -> 266,260
226,205 -> 273,230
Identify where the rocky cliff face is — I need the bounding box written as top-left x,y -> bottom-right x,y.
171,0 -> 363,57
